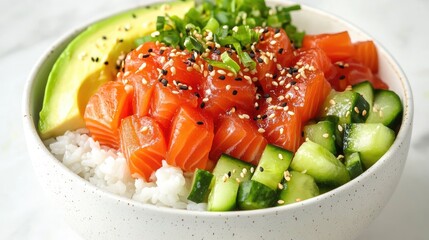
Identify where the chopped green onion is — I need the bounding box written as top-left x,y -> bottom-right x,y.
220,52 -> 240,74
184,36 -> 204,53
205,58 -> 236,75
204,18 -> 220,34
156,16 -> 166,31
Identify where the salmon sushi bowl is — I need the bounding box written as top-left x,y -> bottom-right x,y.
23,0 -> 413,239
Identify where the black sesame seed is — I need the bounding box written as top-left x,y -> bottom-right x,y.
263,28 -> 269,34
132,13 -> 137,18
102,35 -> 107,40
259,35 -> 265,41
263,93 -> 270,98
253,116 -> 259,120
261,114 -> 268,119
272,73 -> 278,79
234,77 -> 242,81
148,48 -> 153,53
104,61 -> 109,65
207,45 -> 213,50
249,51 -> 255,58
179,85 -> 189,90
278,48 -> 284,54
208,64 -> 214,72
196,121 -> 204,125
159,78 -> 168,86
275,28 -> 281,34
259,166 -> 264,172
227,171 -> 232,177
280,102 -> 287,107
288,67 -> 298,74
290,80 -> 297,85
257,57 -> 264,63
232,90 -> 238,95
200,102 -> 205,109
218,75 -> 226,80
338,64 -> 345,69
142,54 -> 150,58
187,57 -> 196,63
339,75 -> 346,80
194,92 -> 201,98
159,49 -> 165,55
161,69 -> 168,75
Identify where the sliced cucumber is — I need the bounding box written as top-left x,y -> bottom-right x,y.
321,115 -> 344,150
187,169 -> 214,203
290,141 -> 350,187
208,177 -> 239,211
319,90 -> 370,125
343,123 -> 395,169
366,89 -> 403,127
278,171 -> 319,205
237,180 -> 277,210
208,154 -> 254,211
303,120 -> 337,155
212,154 -> 254,180
344,152 -> 364,179
352,81 -> 374,109
251,144 -> 293,190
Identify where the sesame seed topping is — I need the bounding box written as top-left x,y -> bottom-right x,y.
202,97 -> 209,102
278,183 -> 284,190
279,127 -> 284,135
277,200 -> 285,205
259,166 -> 264,172
250,167 -> 255,173
140,126 -> 149,132
258,128 -> 265,133
329,99 -> 336,105
226,85 -> 231,90
322,133 -> 329,138
354,106 -> 360,114
362,109 -> 367,116
268,113 -> 275,119
218,75 -> 226,80
278,153 -> 283,160
232,90 -> 238,95
338,125 -> 343,132
196,121 -> 204,125
288,111 -> 295,116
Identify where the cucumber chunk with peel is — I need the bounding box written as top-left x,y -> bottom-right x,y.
343,123 -> 395,169
290,141 -> 350,187
278,171 -> 319,205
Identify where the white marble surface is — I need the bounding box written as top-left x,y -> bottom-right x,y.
1,0 -> 428,239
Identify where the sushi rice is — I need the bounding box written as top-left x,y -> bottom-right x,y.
46,128 -> 207,211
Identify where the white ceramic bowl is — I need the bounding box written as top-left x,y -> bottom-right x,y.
23,1 -> 413,239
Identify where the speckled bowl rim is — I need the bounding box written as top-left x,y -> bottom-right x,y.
23,0 -> 413,218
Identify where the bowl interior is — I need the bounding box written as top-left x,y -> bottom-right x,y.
23,0 -> 412,214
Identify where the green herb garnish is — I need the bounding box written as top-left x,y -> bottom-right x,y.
136,0 -> 304,69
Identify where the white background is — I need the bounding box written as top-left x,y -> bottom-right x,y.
0,0 -> 428,239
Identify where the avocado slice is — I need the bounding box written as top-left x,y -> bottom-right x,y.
38,0 -> 194,139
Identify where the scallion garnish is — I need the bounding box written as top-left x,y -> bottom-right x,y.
220,52 -> 240,74
135,0 -> 305,64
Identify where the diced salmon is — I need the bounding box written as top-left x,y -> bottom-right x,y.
166,106 -> 214,172
210,112 -> 267,164
119,115 -> 167,181
150,83 -> 198,132
353,40 -> 379,73
84,81 -> 133,149
302,31 -> 354,62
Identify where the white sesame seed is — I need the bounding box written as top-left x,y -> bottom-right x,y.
278,183 -> 284,190
186,66 -> 193,72
329,99 -> 336,105
274,32 -> 281,38
250,167 -> 255,173
172,90 -> 179,94
278,153 -> 283,160
258,128 -> 265,133
354,106 -> 360,114
270,40 -> 277,45
268,113 -> 276,119
295,198 -> 302,202
338,125 -> 343,132
217,69 -> 226,75
285,83 -> 291,89
226,85 -> 231,90
202,97 -> 209,102
277,200 -> 285,205
322,133 -> 329,138
280,127 -> 284,134
288,111 -> 295,116
295,73 -> 301,79
140,126 -> 148,132
362,109 -> 367,116
242,168 -> 248,174
141,78 -> 148,85
272,81 -> 279,86
138,62 -> 147,71
151,31 -> 160,37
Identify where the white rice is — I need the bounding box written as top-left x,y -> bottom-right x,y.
46,129 -> 207,211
